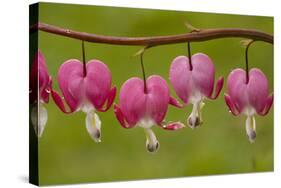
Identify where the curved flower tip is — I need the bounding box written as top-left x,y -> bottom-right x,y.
160,121 -> 185,130
225,68 -> 273,143
169,96 -> 184,108
113,104 -> 133,129
97,86 -> 117,112
258,94 -> 273,116
209,76 -> 224,100
51,89 -> 73,114
224,94 -> 240,116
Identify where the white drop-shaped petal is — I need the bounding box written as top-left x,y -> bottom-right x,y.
85,110 -> 102,143
31,105 -> 38,135
188,101 -> 204,129
144,128 -> 159,153
38,103 -> 48,137
245,115 -> 256,143
31,103 -> 48,137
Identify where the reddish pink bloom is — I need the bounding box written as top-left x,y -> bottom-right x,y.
169,53 -> 224,128
30,50 -> 52,137
114,75 -> 184,152
51,59 -> 116,142
225,68 -> 273,143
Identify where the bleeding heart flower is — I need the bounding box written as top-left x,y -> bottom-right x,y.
169,53 -> 224,129
225,68 -> 273,143
51,59 -> 116,143
114,75 -> 185,152
30,50 -> 52,137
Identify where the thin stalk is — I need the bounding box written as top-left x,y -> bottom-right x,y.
245,40 -> 255,83
140,52 -> 147,93
187,42 -> 193,70
82,40 -> 87,77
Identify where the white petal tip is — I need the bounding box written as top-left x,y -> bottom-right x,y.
248,132 -> 256,144
188,116 -> 202,129
146,141 -> 159,153
144,128 -> 159,153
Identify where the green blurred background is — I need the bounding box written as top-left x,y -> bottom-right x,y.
36,2 -> 273,185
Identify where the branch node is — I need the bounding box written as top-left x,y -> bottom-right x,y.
184,22 -> 201,32
240,39 -> 254,48
133,46 -> 151,57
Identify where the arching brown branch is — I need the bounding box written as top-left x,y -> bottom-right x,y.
30,22 -> 273,46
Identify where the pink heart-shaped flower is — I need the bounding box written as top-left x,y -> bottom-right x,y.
52,59 -> 116,142
169,53 -> 224,128
114,75 -> 184,152
30,50 -> 52,137
225,68 -> 273,143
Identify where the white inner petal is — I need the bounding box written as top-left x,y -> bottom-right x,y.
243,106 -> 256,116
245,115 -> 256,143
144,128 -> 159,153
190,89 -> 203,104
85,110 -> 102,143
188,101 -> 204,129
81,101 -> 95,114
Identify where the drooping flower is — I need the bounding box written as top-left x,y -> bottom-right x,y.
169,53 -> 224,129
114,75 -> 185,152
224,68 -> 273,143
51,59 -> 116,142
30,50 -> 52,137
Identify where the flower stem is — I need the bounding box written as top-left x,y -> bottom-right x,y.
187,42 -> 193,70
82,40 -> 87,77
245,40 -> 255,83
140,51 -> 147,93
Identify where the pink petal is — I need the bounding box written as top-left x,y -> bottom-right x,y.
247,68 -> 270,113
57,59 -> 84,112
145,75 -> 170,123
169,56 -> 192,104
30,50 -> 52,104
114,104 -> 134,128
226,68 -> 249,112
191,53 -> 215,97
224,94 -> 241,116
85,60 -> 113,109
97,86 -> 117,112
119,77 -> 147,126
209,76 -> 224,100
38,51 -> 51,97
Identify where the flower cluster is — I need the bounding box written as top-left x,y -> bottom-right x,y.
30,47 -> 273,151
